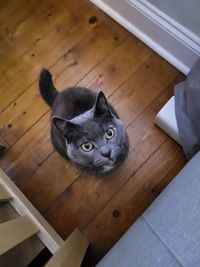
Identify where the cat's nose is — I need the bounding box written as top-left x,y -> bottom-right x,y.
101,148 -> 111,158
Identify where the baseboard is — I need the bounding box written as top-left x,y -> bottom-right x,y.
90,0 -> 200,74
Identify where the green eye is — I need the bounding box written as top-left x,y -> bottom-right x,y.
81,142 -> 94,152
105,128 -> 115,140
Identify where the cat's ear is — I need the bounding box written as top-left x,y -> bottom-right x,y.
93,91 -> 109,116
51,116 -> 79,141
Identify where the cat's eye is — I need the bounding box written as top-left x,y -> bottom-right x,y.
81,142 -> 94,152
105,128 -> 115,140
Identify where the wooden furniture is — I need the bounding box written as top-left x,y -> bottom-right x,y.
0,169 -> 89,267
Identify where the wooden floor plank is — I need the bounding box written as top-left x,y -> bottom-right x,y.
0,113 -> 53,186
0,85 -> 49,145
21,152 -> 80,214
0,1 -> 105,111
0,0 -> 86,66
77,36 -> 153,95
109,53 -> 178,127
0,0 -> 69,72
0,20 -> 127,144
0,0 -> 28,38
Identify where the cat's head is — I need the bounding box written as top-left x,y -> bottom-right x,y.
52,92 -> 127,174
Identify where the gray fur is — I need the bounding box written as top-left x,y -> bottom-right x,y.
39,69 -> 129,176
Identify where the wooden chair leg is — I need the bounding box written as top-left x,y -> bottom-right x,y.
0,169 -> 90,266
45,229 -> 89,267
0,184 -> 12,203
0,168 -> 64,254
0,216 -> 39,255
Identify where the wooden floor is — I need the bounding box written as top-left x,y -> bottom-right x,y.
0,0 -> 186,265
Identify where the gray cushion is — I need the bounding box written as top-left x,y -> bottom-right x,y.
96,217 -> 181,267
144,152 -> 200,267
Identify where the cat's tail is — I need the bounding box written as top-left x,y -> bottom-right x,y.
39,68 -> 58,107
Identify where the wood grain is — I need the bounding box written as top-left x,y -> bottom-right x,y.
109,54 -> 178,127
0,113 -> 53,185
0,19 -> 127,144
78,35 -> 153,95
0,1 -> 106,111
21,152 -> 80,214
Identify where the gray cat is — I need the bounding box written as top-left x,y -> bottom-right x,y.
39,69 -> 129,176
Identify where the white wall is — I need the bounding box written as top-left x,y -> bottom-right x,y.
147,0 -> 200,38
